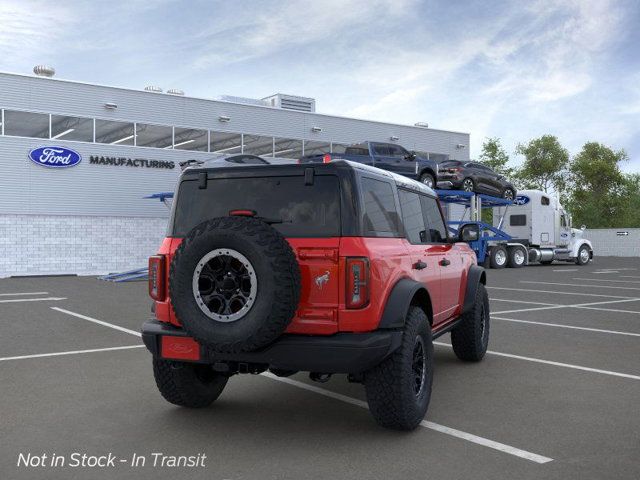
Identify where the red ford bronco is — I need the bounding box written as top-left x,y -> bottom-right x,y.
142,159 -> 489,430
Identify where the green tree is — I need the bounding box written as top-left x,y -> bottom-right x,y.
515,135 -> 569,193
619,174 -> 640,227
479,137 -> 514,177
567,142 -> 629,228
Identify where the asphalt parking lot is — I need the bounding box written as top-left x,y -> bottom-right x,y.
1,256 -> 640,480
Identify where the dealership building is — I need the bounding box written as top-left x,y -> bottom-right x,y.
0,68 -> 470,277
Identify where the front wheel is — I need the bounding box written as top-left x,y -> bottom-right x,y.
419,172 -> 435,188
153,359 -> 228,408
364,307 -> 433,430
576,245 -> 591,265
451,283 -> 490,361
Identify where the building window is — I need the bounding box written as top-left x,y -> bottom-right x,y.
210,131 -> 242,154
243,135 -> 274,156
135,123 -> 173,149
4,110 -> 49,139
50,114 -> 94,142
95,119 -> 135,145
273,137 -> 303,159
173,127 -> 208,151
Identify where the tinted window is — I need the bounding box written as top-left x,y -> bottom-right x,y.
541,196 -> 550,205
172,175 -> 340,237
372,144 -> 391,156
420,196 -> 448,243
345,147 -> 369,156
399,190 -> 427,244
510,214 -> 527,226
387,145 -> 406,158
361,177 -> 401,235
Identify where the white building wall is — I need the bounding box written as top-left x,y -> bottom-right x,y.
0,215 -> 167,277
583,228 -> 640,257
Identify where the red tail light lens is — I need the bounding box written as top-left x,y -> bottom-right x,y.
148,255 -> 166,301
346,257 -> 370,309
322,154 -> 332,163
229,209 -> 256,217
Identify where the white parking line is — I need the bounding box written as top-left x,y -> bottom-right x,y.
0,292 -> 49,296
0,345 -> 145,362
493,316 -> 640,337
492,297 -> 640,315
621,275 -> 640,279
520,281 -> 640,291
434,342 -> 640,381
491,299 -> 559,306
488,286 -> 637,299
573,278 -> 640,284
0,297 -> 66,304
262,372 -> 553,464
552,269 -> 578,272
51,307 -> 142,337
575,305 -> 640,315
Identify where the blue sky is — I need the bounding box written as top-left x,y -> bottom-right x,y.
1,0 -> 639,171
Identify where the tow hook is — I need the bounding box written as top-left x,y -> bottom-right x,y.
309,372 -> 332,383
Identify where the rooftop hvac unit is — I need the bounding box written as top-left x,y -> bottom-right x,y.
144,85 -> 163,93
262,93 -> 316,113
217,95 -> 270,107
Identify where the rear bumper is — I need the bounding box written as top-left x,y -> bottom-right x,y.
141,320 -> 402,374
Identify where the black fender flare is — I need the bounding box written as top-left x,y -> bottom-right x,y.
418,167 -> 437,181
462,265 -> 486,315
378,278 -> 433,329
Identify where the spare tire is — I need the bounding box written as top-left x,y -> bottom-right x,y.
169,216 -> 301,353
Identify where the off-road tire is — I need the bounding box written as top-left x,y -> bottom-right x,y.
169,216 -> 301,353
364,307 -> 433,431
451,283 -> 490,362
153,359 -> 228,408
419,172 -> 435,189
507,246 -> 526,268
489,245 -> 507,269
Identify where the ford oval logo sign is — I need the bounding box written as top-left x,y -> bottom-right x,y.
28,146 -> 82,168
514,195 -> 530,206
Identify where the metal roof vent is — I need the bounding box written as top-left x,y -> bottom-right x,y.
33,65 -> 55,77
414,122 -> 429,128
144,85 -> 163,93
167,89 -> 185,96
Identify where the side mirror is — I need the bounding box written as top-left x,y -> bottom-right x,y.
404,151 -> 416,161
581,225 -> 586,231
459,223 -> 479,242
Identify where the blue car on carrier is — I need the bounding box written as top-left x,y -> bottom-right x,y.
299,141 -> 439,188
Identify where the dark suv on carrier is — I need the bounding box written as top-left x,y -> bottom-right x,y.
437,160 -> 516,200
142,160 -> 489,430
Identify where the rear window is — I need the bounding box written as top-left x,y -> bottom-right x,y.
171,175 -> 340,237
361,177 -> 401,235
344,147 -> 369,156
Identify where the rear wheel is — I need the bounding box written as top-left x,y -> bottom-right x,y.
451,283 -> 490,361
502,188 -> 515,201
419,172 -> 435,189
507,246 -> 526,268
462,178 -> 475,192
489,245 -> 507,269
364,307 -> 433,430
153,359 -> 228,408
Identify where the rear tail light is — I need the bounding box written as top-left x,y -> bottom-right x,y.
322,154 -> 332,163
148,255 -> 166,301
229,209 -> 256,217
346,257 -> 370,309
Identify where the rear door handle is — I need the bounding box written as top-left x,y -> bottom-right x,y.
440,258 -> 451,267
413,260 -> 427,270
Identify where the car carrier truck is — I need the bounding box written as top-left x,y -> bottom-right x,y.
440,189 -> 594,268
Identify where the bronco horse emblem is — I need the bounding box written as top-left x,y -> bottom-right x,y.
315,271 -> 330,289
